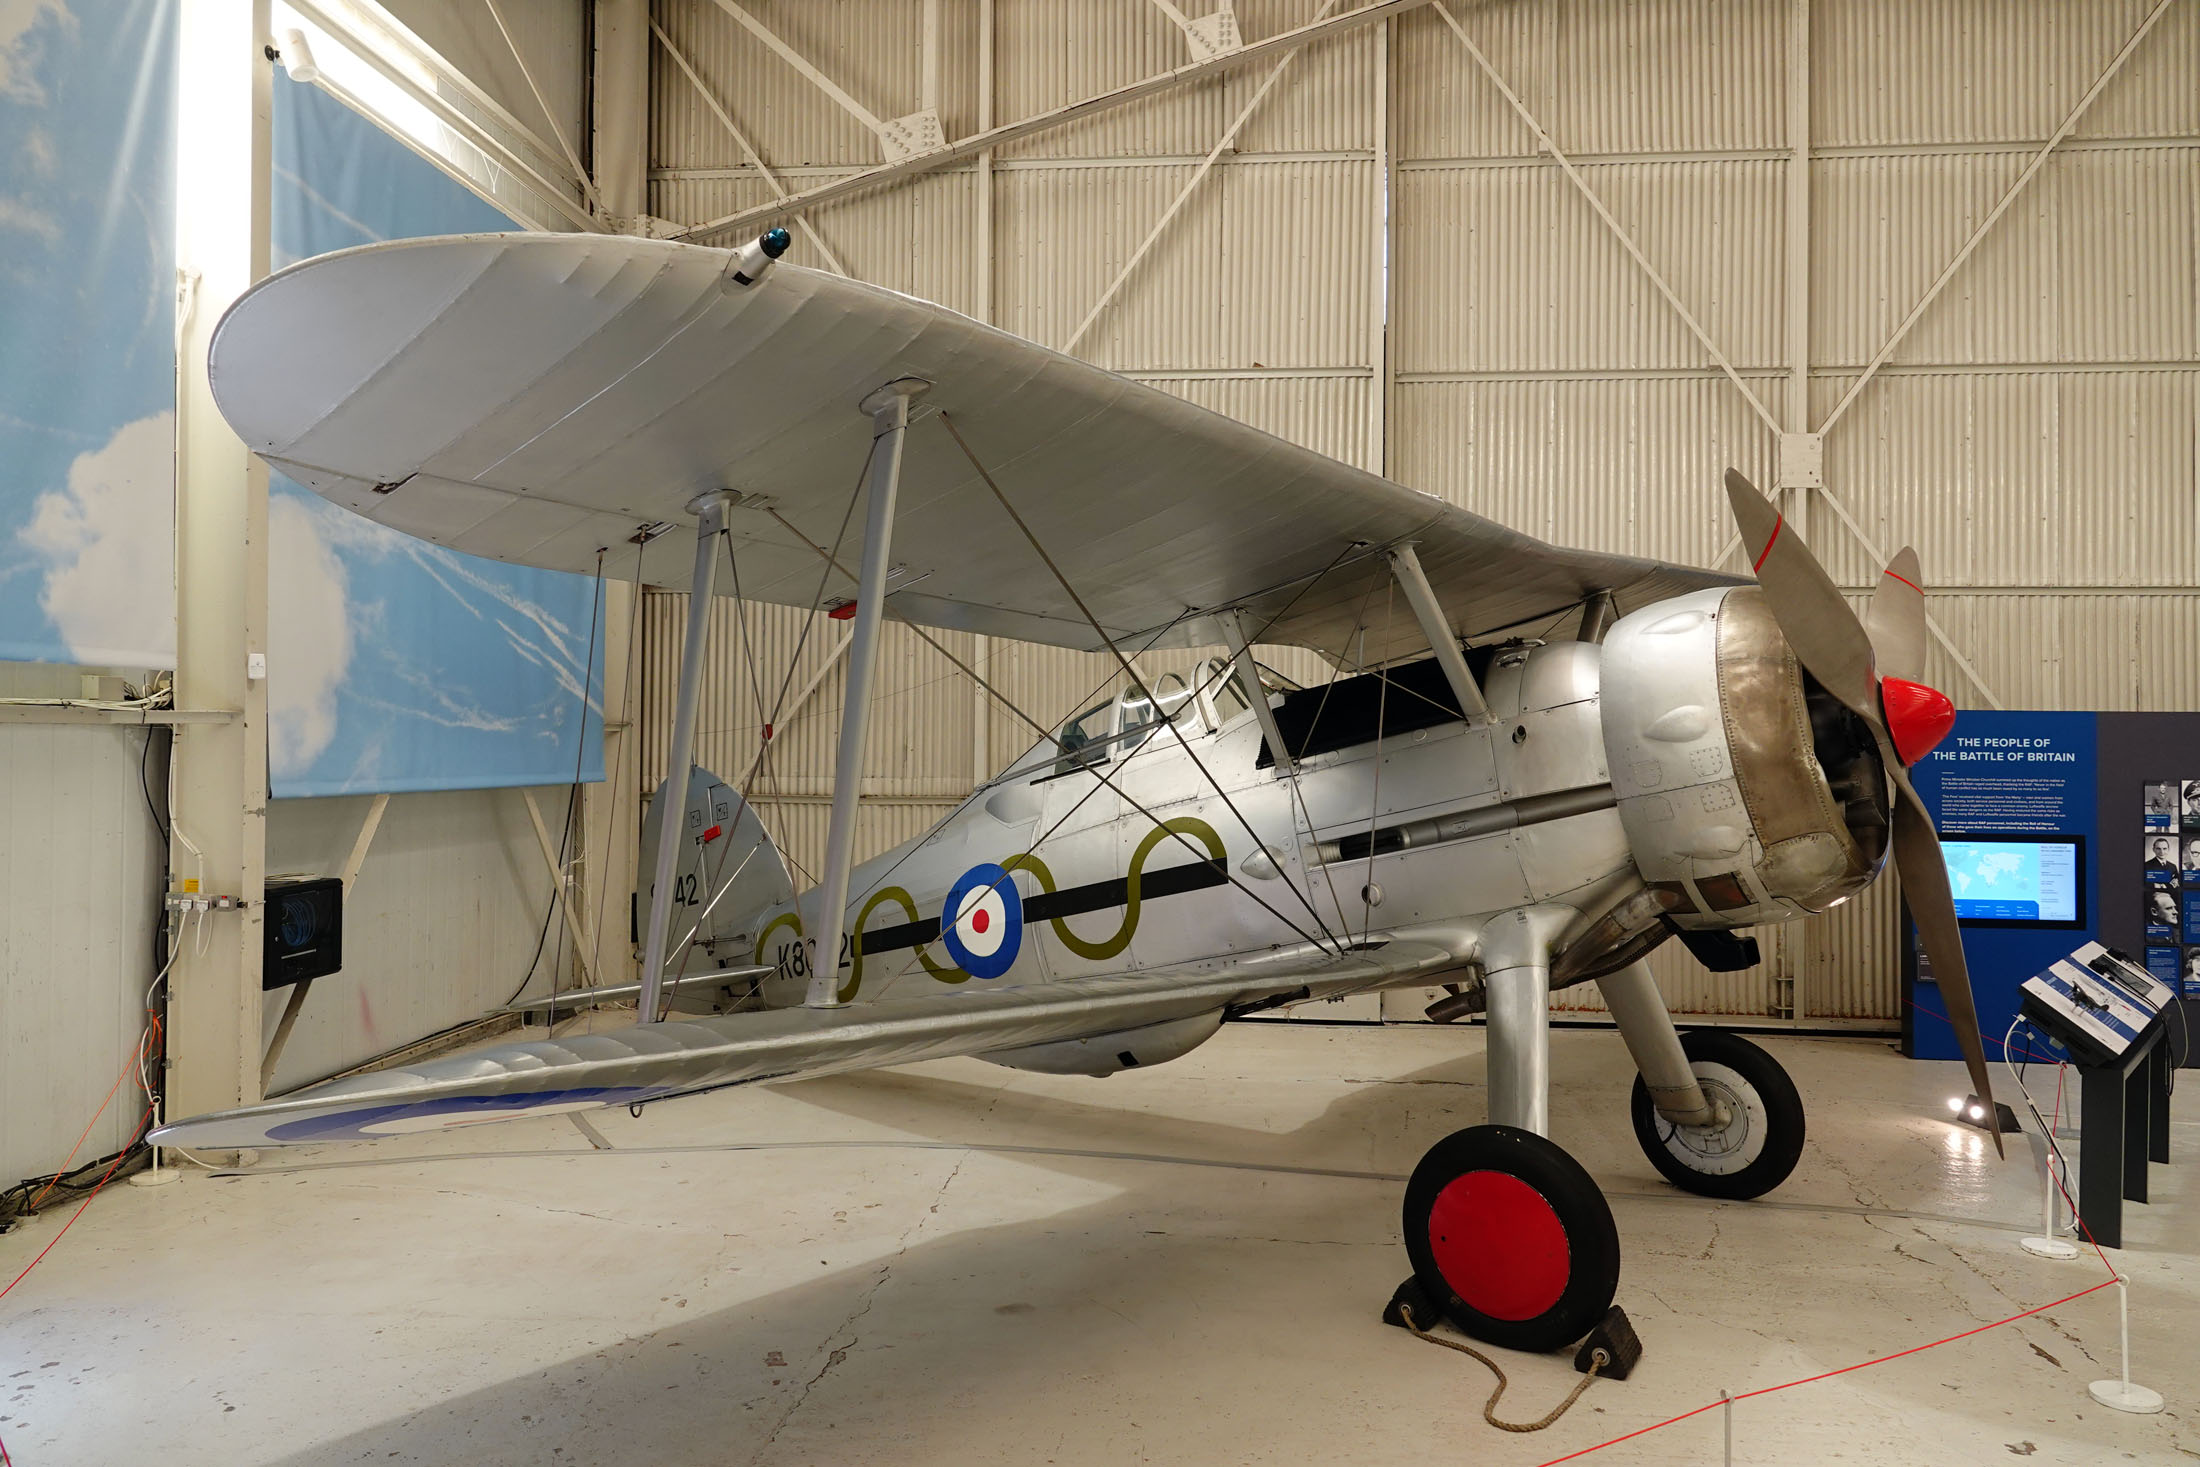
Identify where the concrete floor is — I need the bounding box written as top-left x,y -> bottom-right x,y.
0,1021 -> 2191,1466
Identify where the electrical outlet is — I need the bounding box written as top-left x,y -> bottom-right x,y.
166,891 -> 240,914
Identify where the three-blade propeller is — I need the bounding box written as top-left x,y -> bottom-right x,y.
1723,470 -> 1997,1154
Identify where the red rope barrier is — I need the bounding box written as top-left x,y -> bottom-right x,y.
21,1022 -> 156,1215
0,1101 -> 154,1308
1533,1278 -> 2120,1466
1537,1009 -> 2125,1467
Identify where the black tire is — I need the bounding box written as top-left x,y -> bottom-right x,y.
1630,1029 -> 1805,1201
1401,1125 -> 1620,1354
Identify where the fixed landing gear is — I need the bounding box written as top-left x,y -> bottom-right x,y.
1629,1029 -> 1805,1201
1392,955 -> 1805,1354
1401,1125 -> 1620,1354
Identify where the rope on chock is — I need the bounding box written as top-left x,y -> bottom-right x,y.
1397,1304 -> 1607,1433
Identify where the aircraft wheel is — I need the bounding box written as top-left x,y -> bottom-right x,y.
1401,1124 -> 1619,1354
1630,1029 -> 1804,1201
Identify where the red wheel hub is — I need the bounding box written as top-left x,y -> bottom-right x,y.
1427,1170 -> 1571,1322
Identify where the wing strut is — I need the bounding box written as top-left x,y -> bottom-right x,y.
1219,608 -> 1296,777
1383,542 -> 1492,723
637,490 -> 737,1025
806,378 -> 931,1009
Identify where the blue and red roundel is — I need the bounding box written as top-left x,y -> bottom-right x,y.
941,863 -> 1023,979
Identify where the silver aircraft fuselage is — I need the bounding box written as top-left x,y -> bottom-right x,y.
688,585 -> 1886,1081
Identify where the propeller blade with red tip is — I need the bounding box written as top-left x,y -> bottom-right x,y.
1719,468 -> 1996,1151
1867,546 -> 1959,765
1867,547 -> 1928,686
1722,469 -> 1880,721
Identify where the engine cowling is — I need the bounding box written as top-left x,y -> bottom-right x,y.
1600,587 -> 1890,930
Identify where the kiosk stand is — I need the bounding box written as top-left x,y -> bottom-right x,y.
2015,945 -> 2175,1250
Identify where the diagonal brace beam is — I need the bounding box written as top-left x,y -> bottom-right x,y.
1816,0 -> 2177,436
1064,0 -> 1339,355
677,0 -> 1434,244
1431,1 -> 1779,435
707,0 -> 888,134
651,18 -> 849,274
1808,485 -> 2003,710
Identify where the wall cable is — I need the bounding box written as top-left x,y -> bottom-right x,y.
503,550 -> 606,1007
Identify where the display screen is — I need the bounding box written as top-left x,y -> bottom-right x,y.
1941,836 -> 2082,924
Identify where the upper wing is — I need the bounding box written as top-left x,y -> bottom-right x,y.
210,233 -> 1735,662
151,939 -> 1457,1150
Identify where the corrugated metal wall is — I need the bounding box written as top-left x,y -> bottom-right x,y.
0,717 -> 166,1185
260,789 -> 579,1093
643,0 -> 2200,1024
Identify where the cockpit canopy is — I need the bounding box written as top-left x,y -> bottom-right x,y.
994,656 -> 1302,784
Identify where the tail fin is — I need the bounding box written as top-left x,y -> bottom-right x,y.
640,766 -> 796,961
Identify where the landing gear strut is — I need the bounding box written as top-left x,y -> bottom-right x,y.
1400,1125 -> 1621,1354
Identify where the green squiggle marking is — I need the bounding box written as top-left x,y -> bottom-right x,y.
754,816 -> 1222,990
1004,815 -> 1225,961
755,911 -> 802,968
851,886 -> 965,998
751,897 -> 963,1004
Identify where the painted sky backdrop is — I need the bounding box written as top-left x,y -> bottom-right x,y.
267,73 -> 604,796
0,0 -> 177,668
0,1 -> 602,795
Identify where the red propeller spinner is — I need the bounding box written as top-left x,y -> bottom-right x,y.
1880,676 -> 1956,766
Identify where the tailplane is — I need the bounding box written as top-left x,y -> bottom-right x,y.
639,766 -> 795,973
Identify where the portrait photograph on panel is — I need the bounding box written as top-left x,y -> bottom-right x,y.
2145,886 -> 2181,935
2145,781 -> 2178,827
2144,834 -> 2180,881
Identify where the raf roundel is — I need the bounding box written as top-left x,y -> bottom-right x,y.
940,863 -> 1023,979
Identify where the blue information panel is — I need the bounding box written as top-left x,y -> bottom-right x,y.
1906,710 -> 2200,1067
1903,712 -> 2098,1064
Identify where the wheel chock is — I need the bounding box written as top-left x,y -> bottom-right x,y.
1572,1305 -> 1642,1380
1381,1275 -> 1444,1332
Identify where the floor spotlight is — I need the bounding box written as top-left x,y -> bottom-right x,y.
1945,1094 -> 2021,1134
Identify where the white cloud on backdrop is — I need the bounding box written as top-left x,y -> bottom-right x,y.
0,193 -> 56,241
18,409 -> 175,664
0,0 -> 70,104
268,492 -> 352,777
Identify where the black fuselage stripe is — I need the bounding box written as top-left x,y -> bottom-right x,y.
859,916 -> 940,954
854,859 -> 1230,958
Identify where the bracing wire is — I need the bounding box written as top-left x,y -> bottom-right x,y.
506,550 -> 606,1007
858,545 -> 1379,992
711,451 -> 877,896
937,410 -> 1344,953
846,549 -> 1375,983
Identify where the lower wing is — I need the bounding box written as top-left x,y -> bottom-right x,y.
153,940 -> 1457,1149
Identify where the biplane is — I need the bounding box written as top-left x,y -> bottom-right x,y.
154,228 -> 1992,1354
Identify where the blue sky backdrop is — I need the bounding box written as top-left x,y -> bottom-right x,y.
0,0 -> 177,668
267,73 -> 605,796
0,1 -> 602,796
